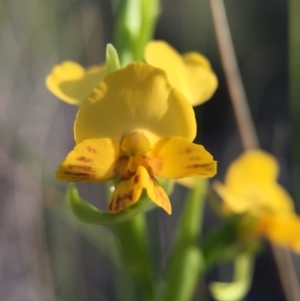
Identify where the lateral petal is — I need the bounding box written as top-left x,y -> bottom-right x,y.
56,138 -> 120,182
183,52 -> 218,106
46,61 -> 105,105
149,137 -> 216,179
213,180 -> 293,215
145,41 -> 218,106
256,214 -> 300,253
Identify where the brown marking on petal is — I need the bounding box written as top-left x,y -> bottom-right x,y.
134,175 -> 139,184
77,156 -> 92,163
64,171 -> 91,177
68,164 -> 92,172
196,172 -> 209,177
189,156 -> 202,161
110,190 -> 133,212
109,202 -> 114,212
149,157 -> 163,173
87,146 -> 98,154
153,184 -> 170,210
148,175 -> 153,183
121,170 -> 136,180
183,148 -> 193,154
185,163 -> 212,170
114,156 -> 129,175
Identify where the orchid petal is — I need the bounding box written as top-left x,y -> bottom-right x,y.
46,61 -> 105,105
75,63 -> 196,144
183,52 -> 218,105
109,166 -> 171,214
149,137 -> 216,179
144,41 -> 218,106
257,214 -> 300,252
56,138 -> 120,182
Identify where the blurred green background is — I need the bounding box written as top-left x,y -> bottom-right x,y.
0,0 -> 297,300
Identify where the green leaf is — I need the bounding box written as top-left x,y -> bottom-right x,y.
66,183 -> 151,225
105,44 -> 121,75
209,253 -> 254,301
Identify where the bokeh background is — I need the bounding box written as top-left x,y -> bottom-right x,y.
0,0 -> 297,300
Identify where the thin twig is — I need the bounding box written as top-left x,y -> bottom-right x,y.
209,1 -> 300,301
209,0 -> 259,150
272,246 -> 300,301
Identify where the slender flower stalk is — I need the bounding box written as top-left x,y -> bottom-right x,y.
289,0 -> 300,211
209,0 -> 259,150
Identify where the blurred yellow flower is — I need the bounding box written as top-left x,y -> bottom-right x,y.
56,63 -> 217,214
46,61 -> 105,105
144,40 -> 218,106
214,150 -> 300,252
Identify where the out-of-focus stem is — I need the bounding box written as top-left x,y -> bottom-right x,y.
209,0 -> 259,150
162,180 -> 207,301
272,246 -> 300,301
289,0 -> 300,211
209,1 -> 300,301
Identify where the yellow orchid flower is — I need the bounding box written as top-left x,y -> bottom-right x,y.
46,61 -> 106,105
56,63 -> 217,214
144,40 -> 218,106
214,150 -> 300,252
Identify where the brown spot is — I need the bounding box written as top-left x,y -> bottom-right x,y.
184,148 -> 193,154
150,157 -> 163,172
115,191 -> 133,203
87,146 -> 97,154
121,170 -> 136,180
110,191 -> 133,211
153,185 -> 170,211
68,164 -> 92,172
109,202 -> 114,211
114,156 -> 129,174
185,163 -> 212,169
189,156 -> 202,161
64,171 -> 90,177
134,175 -> 139,184
197,172 -> 208,176
77,156 -> 92,163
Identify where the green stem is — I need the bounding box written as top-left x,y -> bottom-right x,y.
134,0 -> 159,61
113,0 -> 159,65
201,216 -> 241,270
162,180 -> 207,301
115,214 -> 155,301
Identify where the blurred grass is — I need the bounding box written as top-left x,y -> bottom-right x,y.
0,0 -> 113,300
